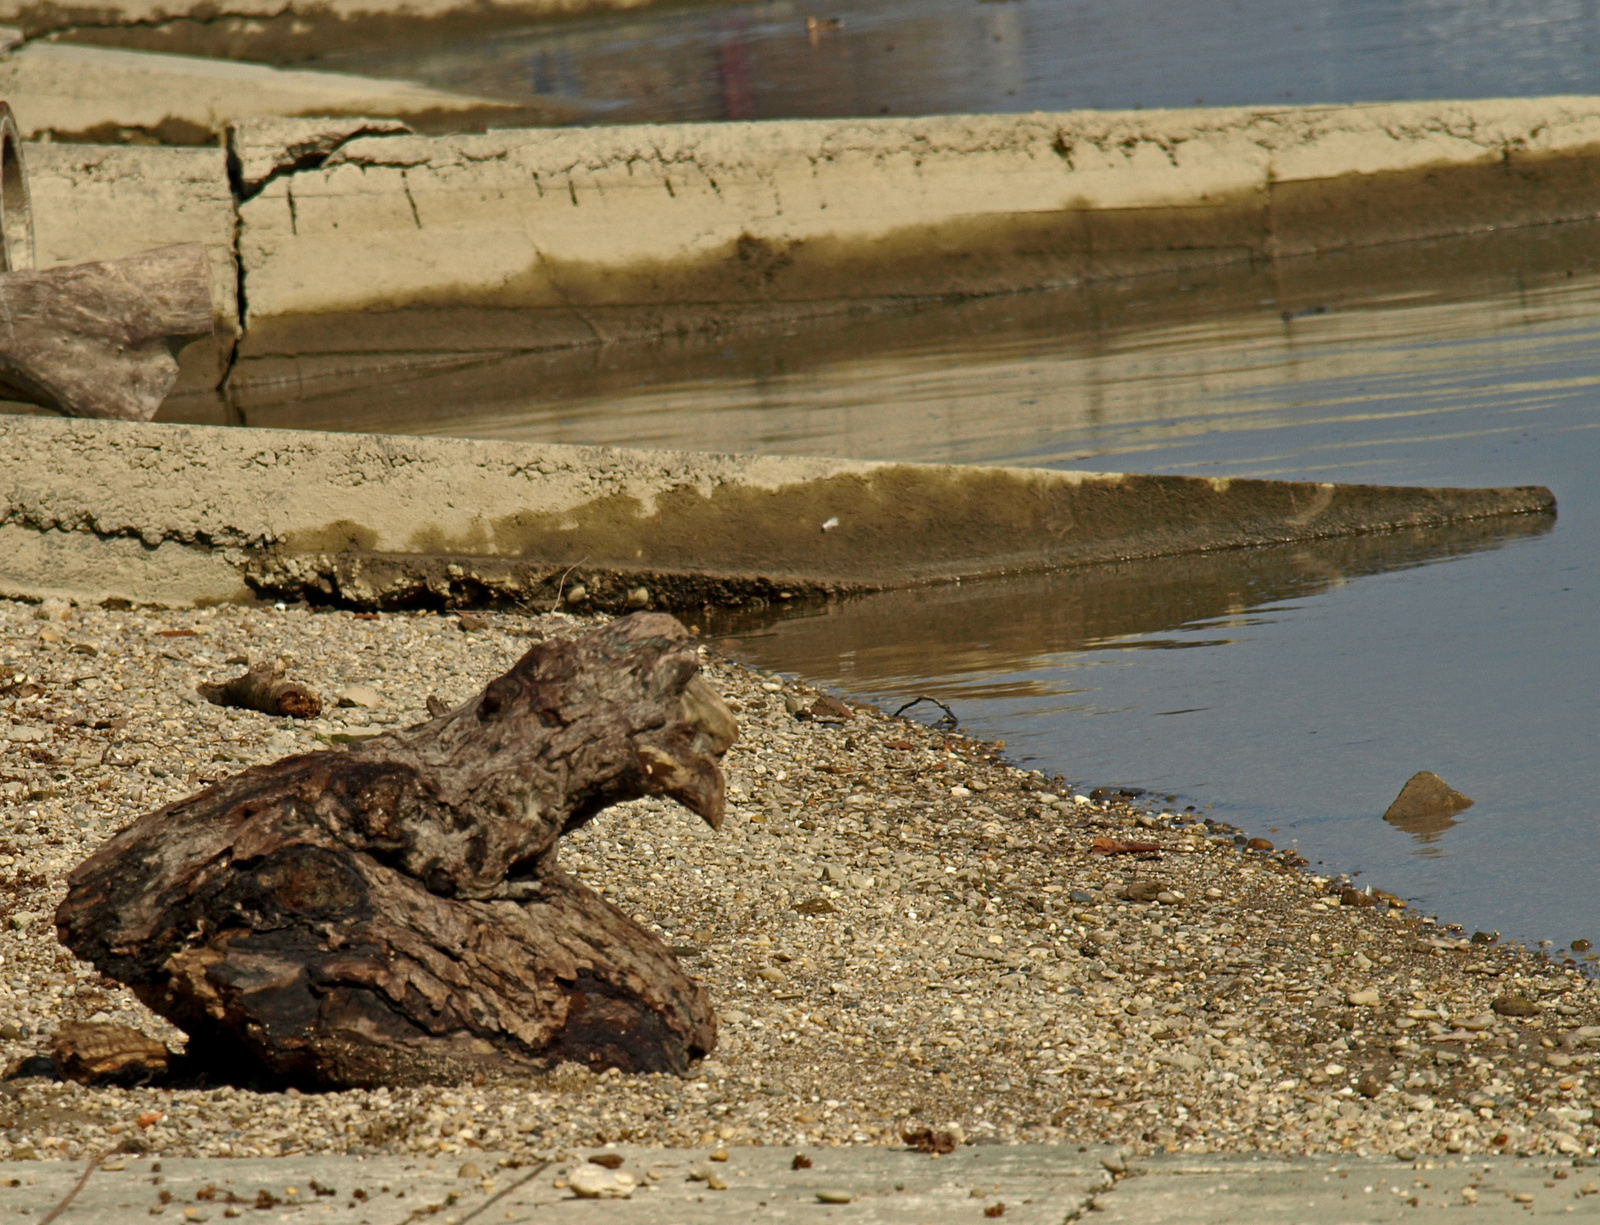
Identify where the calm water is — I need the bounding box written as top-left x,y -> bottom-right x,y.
324,0 -> 1600,125
681,275 -> 1600,958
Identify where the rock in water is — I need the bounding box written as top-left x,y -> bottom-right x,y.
54,614 -> 737,1089
1382,771 -> 1473,839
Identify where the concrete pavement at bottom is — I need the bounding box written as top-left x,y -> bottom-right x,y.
3,1144 -> 1599,1223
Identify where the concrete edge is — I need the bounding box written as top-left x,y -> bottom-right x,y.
0,417 -> 1557,611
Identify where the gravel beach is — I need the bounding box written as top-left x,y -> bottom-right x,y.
0,598 -> 1596,1169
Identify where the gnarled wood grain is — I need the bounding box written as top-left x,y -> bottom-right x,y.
55,614 -> 737,1088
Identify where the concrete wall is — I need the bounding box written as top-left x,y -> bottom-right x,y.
0,417 -> 1554,610
232,99 -> 1600,362
20,97 -> 1600,389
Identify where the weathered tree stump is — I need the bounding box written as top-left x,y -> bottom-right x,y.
0,243 -> 213,420
55,614 -> 738,1089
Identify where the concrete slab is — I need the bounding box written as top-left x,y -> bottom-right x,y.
0,41 -> 561,143
233,100 -> 1600,360
0,1152 -> 523,1222
0,416 -> 1555,611
1,1149 -> 1597,1223
1096,1154 -> 1600,1223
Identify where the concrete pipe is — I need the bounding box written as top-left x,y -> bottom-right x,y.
0,101 -> 34,271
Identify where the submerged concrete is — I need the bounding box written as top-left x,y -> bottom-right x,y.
0,417 -> 1555,610
0,40 -> 570,143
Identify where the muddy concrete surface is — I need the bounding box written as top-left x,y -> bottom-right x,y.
0,416 -> 1551,611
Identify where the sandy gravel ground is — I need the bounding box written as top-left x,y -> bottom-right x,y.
0,599 -> 1595,1169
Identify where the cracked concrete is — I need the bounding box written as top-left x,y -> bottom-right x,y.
0,416 -> 1555,610
14,98 -> 1600,398
229,100 -> 1600,367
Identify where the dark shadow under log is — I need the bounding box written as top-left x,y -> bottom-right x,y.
54,614 -> 737,1089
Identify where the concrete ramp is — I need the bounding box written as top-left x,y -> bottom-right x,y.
0,417 -> 1555,610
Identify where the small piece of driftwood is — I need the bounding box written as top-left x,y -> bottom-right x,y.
55,614 -> 737,1088
198,660 -> 322,718
0,243 -> 213,420
48,1021 -> 170,1086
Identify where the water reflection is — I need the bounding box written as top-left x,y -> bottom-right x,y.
712,518 -> 1552,704
322,0 -> 1600,125
211,217 -> 1600,447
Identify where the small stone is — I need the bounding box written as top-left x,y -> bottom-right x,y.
823,865 -> 848,883
1119,880 -> 1165,903
1068,890 -> 1094,904
1461,1187 -> 1478,1204
0,1025 -> 19,1041
626,587 -> 651,609
709,1148 -> 729,1162
1393,1146 -> 1418,1161
816,1191 -> 853,1204
587,1153 -> 624,1169
1572,939 -> 1592,953
33,599 -> 70,622
567,1165 -> 634,1199
1357,1073 -> 1383,1098
1204,887 -> 1224,900
1513,1192 -> 1534,1204
1459,1012 -> 1497,1032
1556,1134 -> 1584,1154
1547,1052 -> 1574,1068
1246,837 -> 1273,851
1347,989 -> 1380,1008
457,1162 -> 481,1179
808,695 -> 852,722
456,614 -> 488,632
706,1175 -> 728,1191
7,912 -> 35,930
1101,1151 -> 1127,1174
1340,888 -> 1376,908
564,584 -> 588,605
4,726 -> 45,743
1155,891 -> 1180,905
335,686 -> 382,709
757,967 -> 786,984
1492,994 -> 1540,1017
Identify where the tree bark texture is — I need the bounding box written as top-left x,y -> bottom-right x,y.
55,614 -> 738,1088
0,243 -> 212,420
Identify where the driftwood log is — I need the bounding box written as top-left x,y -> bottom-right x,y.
55,614 -> 737,1088
198,660 -> 322,719
0,243 -> 213,420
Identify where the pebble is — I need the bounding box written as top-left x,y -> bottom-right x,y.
0,599 -> 1591,1168
567,1165 -> 635,1198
